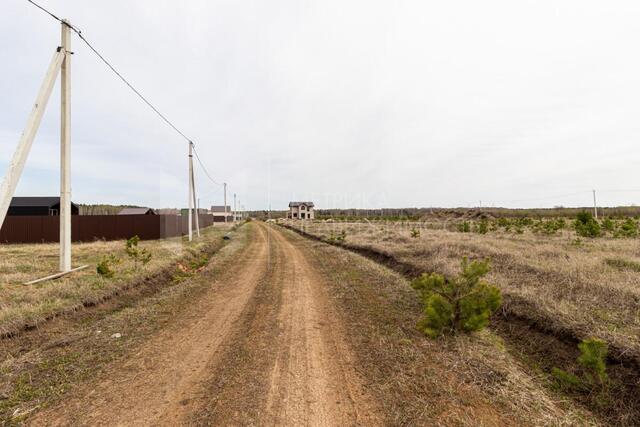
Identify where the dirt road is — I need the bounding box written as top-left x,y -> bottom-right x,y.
30,223 -> 380,426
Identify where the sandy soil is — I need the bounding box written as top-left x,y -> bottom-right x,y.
29,223 -> 380,426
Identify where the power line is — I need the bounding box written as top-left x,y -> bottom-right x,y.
192,146 -> 222,186
25,0 -> 193,144
26,0 -> 61,22
24,0 -> 231,198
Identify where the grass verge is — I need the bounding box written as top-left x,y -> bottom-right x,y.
0,224 -> 250,424
279,227 -> 595,426
0,225 -> 231,337
282,222 -> 640,425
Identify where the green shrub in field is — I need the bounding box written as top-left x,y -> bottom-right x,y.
615,218 -> 638,238
578,338 -> 609,385
457,221 -> 471,233
552,338 -> 609,392
496,217 -> 510,228
411,258 -> 502,338
537,218 -> 566,235
601,217 -> 615,233
474,220 -> 488,234
410,228 -> 420,238
96,254 -> 120,278
574,211 -> 601,238
516,217 -> 534,227
126,235 -> 152,268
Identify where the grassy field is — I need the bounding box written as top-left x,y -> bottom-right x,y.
288,227 -> 595,425
282,218 -> 640,423
0,225 -> 232,337
285,219 -> 640,359
1,224 -> 250,423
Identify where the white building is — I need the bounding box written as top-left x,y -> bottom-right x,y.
288,202 -> 315,220
211,205 -> 234,222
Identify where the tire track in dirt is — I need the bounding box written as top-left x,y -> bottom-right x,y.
264,227 -> 380,426
29,223 -> 380,426
191,222 -> 382,426
29,225 -> 269,426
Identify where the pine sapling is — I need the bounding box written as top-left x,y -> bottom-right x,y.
411,257 -> 502,338
125,235 -> 152,269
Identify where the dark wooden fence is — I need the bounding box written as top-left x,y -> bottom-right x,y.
0,214 -> 215,244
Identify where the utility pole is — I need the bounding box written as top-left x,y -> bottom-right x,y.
224,183 -> 228,223
190,145 -> 200,238
188,142 -> 194,241
0,45 -> 65,232
233,193 -> 237,223
59,20 -> 72,272
593,189 -> 598,219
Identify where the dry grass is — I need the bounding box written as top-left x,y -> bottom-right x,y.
1,224 -> 251,424
286,228 -> 596,426
0,225 -> 232,337
285,220 -> 640,365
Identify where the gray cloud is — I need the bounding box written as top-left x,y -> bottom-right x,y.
2,0 -> 640,210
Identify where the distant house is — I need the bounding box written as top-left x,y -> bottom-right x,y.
211,205 -> 233,222
288,202 -> 315,220
118,207 -> 156,215
8,197 -> 79,216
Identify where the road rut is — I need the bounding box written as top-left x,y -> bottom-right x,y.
30,223 -> 379,426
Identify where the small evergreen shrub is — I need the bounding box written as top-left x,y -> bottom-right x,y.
496,217 -> 510,228
574,211 -> 601,238
552,338 -> 609,391
578,338 -> 608,385
616,218 -> 638,238
601,217 -> 615,233
516,217 -> 534,227
475,220 -> 488,234
125,235 -> 152,268
457,221 -> 471,233
96,254 -> 120,278
410,228 -> 420,238
411,258 -> 502,338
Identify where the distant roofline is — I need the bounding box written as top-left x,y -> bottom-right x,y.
288,201 -> 315,208
10,196 -> 78,208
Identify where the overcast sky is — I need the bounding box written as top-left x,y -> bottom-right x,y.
2,0 -> 640,210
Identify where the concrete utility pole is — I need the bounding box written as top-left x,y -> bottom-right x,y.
0,48 -> 65,231
593,189 -> 598,219
60,20 -> 72,272
233,193 -> 237,223
224,183 -> 228,223
188,142 -> 194,241
190,147 -> 200,238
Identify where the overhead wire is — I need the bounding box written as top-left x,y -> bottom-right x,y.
24,0 -> 229,198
